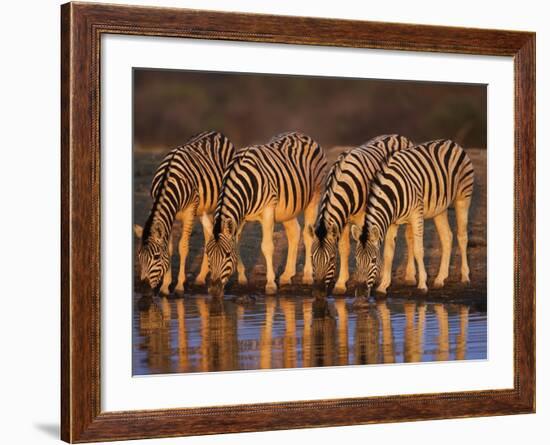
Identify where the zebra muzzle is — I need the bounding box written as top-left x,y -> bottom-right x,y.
138,277 -> 155,296
312,282 -> 328,298
208,279 -> 224,298
354,284 -> 371,299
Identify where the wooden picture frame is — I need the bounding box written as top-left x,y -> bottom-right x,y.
61,2 -> 535,442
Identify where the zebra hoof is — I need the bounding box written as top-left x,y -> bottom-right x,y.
461,278 -> 471,286
279,276 -> 293,286
265,283 -> 278,295
194,277 -> 206,286
174,288 -> 185,297
333,285 -> 347,295
159,288 -> 171,297
417,286 -> 428,295
302,276 -> 313,286
238,278 -> 249,287
433,279 -> 445,289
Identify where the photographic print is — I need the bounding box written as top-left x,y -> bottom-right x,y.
132,69 -> 487,375
61,4 -> 535,440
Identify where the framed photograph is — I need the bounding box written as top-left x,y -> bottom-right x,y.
61,2 -> 535,442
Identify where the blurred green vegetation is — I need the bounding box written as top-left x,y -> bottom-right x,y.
134,69 -> 486,150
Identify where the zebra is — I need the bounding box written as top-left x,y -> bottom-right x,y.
351,139 -> 474,297
133,131 -> 236,295
206,131 -> 327,296
308,134 -> 417,295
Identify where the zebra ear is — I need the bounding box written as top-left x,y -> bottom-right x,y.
133,224 -> 144,239
350,224 -> 362,242
329,224 -> 338,239
306,224 -> 315,239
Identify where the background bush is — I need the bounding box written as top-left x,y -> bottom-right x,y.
133,69 -> 486,150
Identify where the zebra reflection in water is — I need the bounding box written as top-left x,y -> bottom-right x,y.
134,296 -> 478,374
197,297 -> 239,372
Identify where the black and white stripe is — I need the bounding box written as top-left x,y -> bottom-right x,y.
207,131 -> 327,296
134,131 -> 236,294
352,139 -> 474,296
310,134 -> 416,294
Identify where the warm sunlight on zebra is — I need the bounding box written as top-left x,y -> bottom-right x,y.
352,139 -> 474,297
134,131 -> 235,295
206,132 -> 327,296
309,134 -> 416,295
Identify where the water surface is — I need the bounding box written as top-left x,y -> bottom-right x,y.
133,294 -> 486,375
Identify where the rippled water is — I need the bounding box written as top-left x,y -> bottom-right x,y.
133,294 -> 486,375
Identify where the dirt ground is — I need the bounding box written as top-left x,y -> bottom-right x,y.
133,146 -> 486,304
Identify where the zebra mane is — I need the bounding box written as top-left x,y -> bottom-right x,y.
314,219 -> 329,242
358,221 -> 369,246
360,171 -> 387,246
212,148 -> 253,240
316,148 -> 354,241
358,209 -> 376,246
142,148 -> 179,243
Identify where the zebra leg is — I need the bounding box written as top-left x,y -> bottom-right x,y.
280,218 -> 301,285
376,223 -> 398,294
433,210 -> 453,288
236,223 -> 248,286
261,207 -> 277,294
334,224 -> 350,294
175,208 -> 195,295
404,223 -> 417,285
194,213 -> 213,286
455,197 -> 472,284
302,193 -> 321,285
159,232 -> 174,295
410,212 -> 428,293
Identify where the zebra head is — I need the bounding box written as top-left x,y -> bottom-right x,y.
206,218 -> 238,297
351,223 -> 382,298
133,224 -> 170,290
309,222 -> 339,295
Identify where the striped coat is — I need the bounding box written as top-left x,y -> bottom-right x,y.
134,131 -> 236,295
207,131 -> 327,296
310,134 -> 416,294
352,139 -> 474,296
